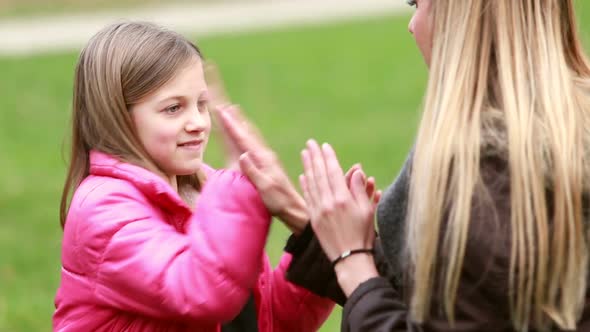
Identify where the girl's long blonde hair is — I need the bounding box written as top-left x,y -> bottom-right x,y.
407,1 -> 590,330
60,22 -> 204,227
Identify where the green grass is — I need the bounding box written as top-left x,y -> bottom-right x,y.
2,4 -> 590,331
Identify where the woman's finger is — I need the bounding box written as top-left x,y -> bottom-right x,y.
299,174 -> 312,212
321,143 -> 348,196
301,149 -> 319,207
306,140 -> 332,199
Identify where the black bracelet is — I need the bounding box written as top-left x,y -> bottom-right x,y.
331,248 -> 375,268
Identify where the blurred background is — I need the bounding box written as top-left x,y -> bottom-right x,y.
1,1 -> 590,331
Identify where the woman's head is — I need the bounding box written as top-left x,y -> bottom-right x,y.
407,0 -> 432,65
406,0 -> 590,330
407,0 -> 588,75
61,21 -> 208,225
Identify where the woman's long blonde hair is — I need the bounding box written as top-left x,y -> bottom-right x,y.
60,22 -> 204,227
407,1 -> 590,330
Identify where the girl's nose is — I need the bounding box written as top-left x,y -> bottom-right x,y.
185,105 -> 206,132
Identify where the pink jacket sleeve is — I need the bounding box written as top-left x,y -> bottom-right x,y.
79,170 -> 271,324
259,253 -> 335,331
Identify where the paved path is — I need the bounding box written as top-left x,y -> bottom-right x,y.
0,0 -> 410,55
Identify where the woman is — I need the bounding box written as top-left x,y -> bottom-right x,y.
216,0 -> 590,331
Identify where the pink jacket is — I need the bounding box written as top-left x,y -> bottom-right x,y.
53,151 -> 334,331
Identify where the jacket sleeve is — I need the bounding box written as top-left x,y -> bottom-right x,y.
285,225 -> 422,331
79,170 -> 271,324
261,253 -> 335,332
341,277 -> 423,332
285,225 -> 394,306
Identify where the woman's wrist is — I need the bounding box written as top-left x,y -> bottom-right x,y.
334,253 -> 379,297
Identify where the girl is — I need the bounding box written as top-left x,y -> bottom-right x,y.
220,0 -> 590,331
53,21 -> 333,332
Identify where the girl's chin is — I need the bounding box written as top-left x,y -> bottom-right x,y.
172,162 -> 203,176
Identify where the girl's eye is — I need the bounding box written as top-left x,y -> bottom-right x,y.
407,0 -> 417,7
197,100 -> 209,112
165,104 -> 181,114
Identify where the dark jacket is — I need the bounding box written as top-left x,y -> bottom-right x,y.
285,154 -> 590,332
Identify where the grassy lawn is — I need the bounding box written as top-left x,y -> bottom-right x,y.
1,3 -> 590,331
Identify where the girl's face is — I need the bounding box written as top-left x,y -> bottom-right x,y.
131,57 -> 211,183
408,0 -> 433,66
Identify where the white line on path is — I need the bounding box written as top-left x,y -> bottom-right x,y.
0,0 -> 410,55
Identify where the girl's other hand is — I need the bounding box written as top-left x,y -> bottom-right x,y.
344,163 -> 382,213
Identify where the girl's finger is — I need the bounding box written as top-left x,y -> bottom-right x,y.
204,61 -> 231,109
345,163 -> 361,188
217,106 -> 253,152
350,170 -> 371,208
245,148 -> 269,168
374,190 -> 382,205
224,106 -> 267,149
371,190 -> 382,214
215,104 -> 266,154
210,106 -> 243,164
239,152 -> 268,190
366,176 -> 376,198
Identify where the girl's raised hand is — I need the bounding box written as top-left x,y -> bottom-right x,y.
206,62 -> 308,235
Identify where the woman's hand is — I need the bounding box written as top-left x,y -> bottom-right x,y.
300,140 -> 380,296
